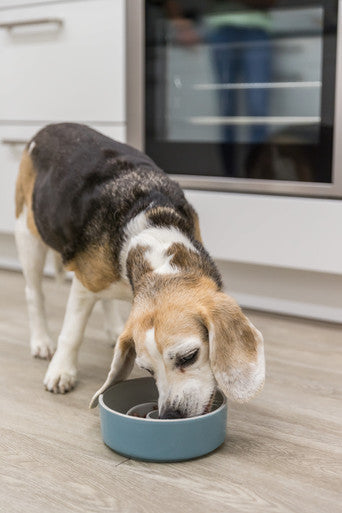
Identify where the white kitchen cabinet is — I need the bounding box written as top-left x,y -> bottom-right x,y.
0,0 -> 126,235
0,0 -> 125,122
0,123 -> 126,233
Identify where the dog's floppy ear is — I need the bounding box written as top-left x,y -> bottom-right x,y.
201,292 -> 265,402
89,323 -> 135,408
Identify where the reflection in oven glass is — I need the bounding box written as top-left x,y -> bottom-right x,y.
146,1 -> 337,184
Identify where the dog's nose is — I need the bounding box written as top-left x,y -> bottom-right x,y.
160,408 -> 184,420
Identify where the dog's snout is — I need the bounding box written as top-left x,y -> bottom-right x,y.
160,408 -> 184,420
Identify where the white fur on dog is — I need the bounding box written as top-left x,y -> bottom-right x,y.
210,320 -> 265,402
120,217 -> 198,278
142,328 -> 215,417
44,276 -> 96,393
15,206 -> 55,359
28,141 -> 36,155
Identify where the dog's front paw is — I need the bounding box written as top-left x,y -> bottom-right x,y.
30,336 -> 55,360
44,353 -> 77,394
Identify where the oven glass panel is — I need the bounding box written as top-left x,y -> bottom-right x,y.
145,1 -> 337,183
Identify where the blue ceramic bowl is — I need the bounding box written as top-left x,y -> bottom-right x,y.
98,377 -> 227,462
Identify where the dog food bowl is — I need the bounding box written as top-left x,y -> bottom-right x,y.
98,377 -> 227,462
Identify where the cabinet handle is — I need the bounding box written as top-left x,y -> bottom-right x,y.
2,139 -> 28,146
0,18 -> 63,31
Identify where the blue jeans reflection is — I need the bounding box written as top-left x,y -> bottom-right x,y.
208,26 -> 272,144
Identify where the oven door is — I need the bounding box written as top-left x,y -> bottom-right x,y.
127,0 -> 342,198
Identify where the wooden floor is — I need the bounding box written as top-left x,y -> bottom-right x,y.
0,270 -> 341,513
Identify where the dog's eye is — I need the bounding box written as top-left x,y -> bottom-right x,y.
177,349 -> 199,368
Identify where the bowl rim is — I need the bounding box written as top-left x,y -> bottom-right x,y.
99,377 -> 227,423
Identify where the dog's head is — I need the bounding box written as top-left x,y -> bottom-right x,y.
90,276 -> 265,417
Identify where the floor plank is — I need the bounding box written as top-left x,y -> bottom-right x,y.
0,270 -> 341,513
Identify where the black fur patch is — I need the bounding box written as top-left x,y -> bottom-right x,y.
29,123 -> 222,289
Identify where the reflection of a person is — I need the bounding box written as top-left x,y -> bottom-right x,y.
164,0 -> 274,176
206,1 -> 274,145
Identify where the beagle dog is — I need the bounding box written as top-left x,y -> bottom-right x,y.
15,123 -> 265,418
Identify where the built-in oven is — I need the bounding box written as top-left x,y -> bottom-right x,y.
127,0 -> 342,198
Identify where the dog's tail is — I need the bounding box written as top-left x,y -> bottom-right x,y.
53,251 -> 66,283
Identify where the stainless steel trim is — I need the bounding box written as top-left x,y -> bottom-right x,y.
2,139 -> 28,145
331,0 -> 342,198
0,18 -> 63,30
126,2 -> 342,198
193,81 -> 322,90
188,116 -> 321,125
172,175 -> 341,198
126,0 -> 144,151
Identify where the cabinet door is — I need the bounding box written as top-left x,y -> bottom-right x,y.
0,123 -> 126,233
0,0 -> 125,122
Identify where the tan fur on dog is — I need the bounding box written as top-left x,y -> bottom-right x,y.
66,241 -> 120,293
190,208 -> 202,243
15,150 -> 39,237
125,245 -> 153,292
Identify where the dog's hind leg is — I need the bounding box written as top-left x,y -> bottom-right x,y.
44,275 -> 96,393
15,206 -> 55,359
101,299 -> 127,346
